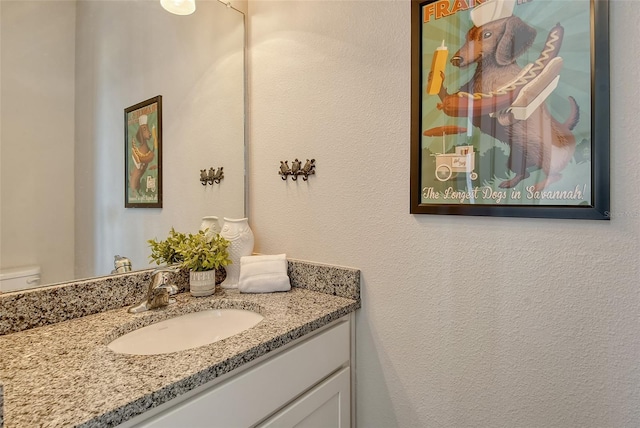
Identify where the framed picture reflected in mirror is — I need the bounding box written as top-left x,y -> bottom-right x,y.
125,95 -> 162,208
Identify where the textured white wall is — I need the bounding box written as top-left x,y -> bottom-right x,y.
248,1 -> 640,427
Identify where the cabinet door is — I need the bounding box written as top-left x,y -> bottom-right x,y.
258,367 -> 350,428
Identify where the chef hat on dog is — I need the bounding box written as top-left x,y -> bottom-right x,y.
139,115 -> 148,126
471,0 -> 516,27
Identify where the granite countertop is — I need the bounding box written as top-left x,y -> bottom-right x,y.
0,261 -> 360,428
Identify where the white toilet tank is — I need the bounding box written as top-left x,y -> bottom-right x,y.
0,266 -> 41,292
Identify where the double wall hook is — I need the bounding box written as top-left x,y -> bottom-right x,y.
279,158 -> 315,181
200,167 -> 224,185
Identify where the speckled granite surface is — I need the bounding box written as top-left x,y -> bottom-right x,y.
0,259 -> 360,428
0,384 -> 4,428
0,270 -> 189,336
288,259 -> 360,299
0,259 -> 359,336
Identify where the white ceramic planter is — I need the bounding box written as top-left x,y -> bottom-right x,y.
189,270 -> 216,297
220,218 -> 254,289
199,216 -> 221,241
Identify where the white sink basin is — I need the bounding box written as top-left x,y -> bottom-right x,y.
108,309 -> 264,355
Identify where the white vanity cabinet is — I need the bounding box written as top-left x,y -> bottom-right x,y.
126,315 -> 353,428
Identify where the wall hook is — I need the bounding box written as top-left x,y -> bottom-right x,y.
200,167 -> 224,185
278,158 -> 315,181
290,159 -> 302,181
279,161 -> 292,180
210,167 -> 224,184
300,158 -> 316,181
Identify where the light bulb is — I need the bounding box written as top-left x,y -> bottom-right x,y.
160,0 -> 196,15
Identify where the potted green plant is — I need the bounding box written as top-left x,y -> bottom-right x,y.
177,231 -> 230,271
148,227 -> 187,266
148,228 -> 231,297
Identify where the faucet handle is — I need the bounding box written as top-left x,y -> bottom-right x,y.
129,266 -> 180,313
151,265 -> 180,276
149,266 -> 180,288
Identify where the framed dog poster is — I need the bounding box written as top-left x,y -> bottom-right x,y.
124,96 -> 162,208
410,0 -> 610,219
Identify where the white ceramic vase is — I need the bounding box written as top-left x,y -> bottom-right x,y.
220,217 -> 254,289
189,270 -> 216,297
199,216 -> 221,241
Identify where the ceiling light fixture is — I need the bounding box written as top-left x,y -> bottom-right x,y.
160,0 -> 196,15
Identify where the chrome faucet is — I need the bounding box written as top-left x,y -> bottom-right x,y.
129,266 -> 180,313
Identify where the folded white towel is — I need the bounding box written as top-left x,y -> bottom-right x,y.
237,254 -> 291,293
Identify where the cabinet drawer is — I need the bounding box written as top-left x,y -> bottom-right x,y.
257,367 -> 350,428
136,319 -> 350,428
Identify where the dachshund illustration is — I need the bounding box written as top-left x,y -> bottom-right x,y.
130,115 -> 155,195
438,15 -> 580,191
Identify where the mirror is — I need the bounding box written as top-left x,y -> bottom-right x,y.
0,0 -> 246,291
